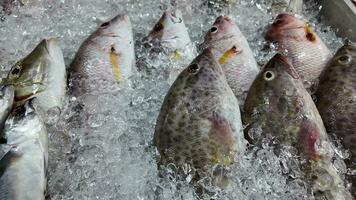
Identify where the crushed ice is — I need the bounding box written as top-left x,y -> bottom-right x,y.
0,0 -> 346,199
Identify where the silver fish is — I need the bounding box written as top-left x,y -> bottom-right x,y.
0,101 -> 48,200
0,86 -> 14,132
3,38 -> 66,111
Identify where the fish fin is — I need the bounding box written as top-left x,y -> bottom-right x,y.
110,45 -> 120,82
298,117 -> 322,161
0,146 -> 21,178
171,50 -> 181,60
218,45 -> 242,64
208,113 -> 235,149
304,22 -> 316,42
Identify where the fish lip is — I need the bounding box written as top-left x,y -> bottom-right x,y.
111,14 -> 129,23
273,53 -> 300,79
215,15 -> 233,24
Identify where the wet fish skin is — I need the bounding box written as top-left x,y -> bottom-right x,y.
265,13 -> 331,90
0,86 -> 14,133
201,15 -> 259,107
243,53 -> 352,199
315,43 -> 356,195
146,9 -> 192,55
3,38 -> 66,111
71,14 -> 135,96
0,101 -> 48,200
154,49 -> 245,181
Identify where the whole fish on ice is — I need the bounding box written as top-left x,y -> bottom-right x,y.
265,13 -> 331,90
243,53 -> 352,199
315,42 -> 356,196
2,38 -> 66,111
70,14 -> 135,97
0,101 -> 48,200
145,9 -> 194,61
201,15 -> 259,107
154,49 -> 245,186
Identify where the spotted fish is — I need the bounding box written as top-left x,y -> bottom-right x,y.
154,49 -> 245,185
315,43 -> 356,196
243,53 -> 352,199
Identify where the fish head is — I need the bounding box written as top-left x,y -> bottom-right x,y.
201,15 -> 239,52
146,9 -> 190,50
265,13 -> 308,42
97,14 -> 131,36
333,43 -> 356,66
176,48 -> 226,92
3,39 -> 56,103
91,14 -> 132,51
244,53 -> 300,112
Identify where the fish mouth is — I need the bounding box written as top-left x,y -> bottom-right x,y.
273,53 -> 300,79
214,15 -> 233,25
168,9 -> 183,24
111,14 -> 129,23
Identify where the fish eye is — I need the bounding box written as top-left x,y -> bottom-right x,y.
11,68 -> 20,75
154,23 -> 163,31
338,55 -> 351,65
101,22 -> 110,27
187,63 -> 200,74
274,19 -> 283,25
10,65 -> 21,77
210,26 -> 218,33
263,70 -> 275,81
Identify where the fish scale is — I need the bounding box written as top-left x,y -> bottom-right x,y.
280,37 -> 330,88
154,49 -> 245,184
266,13 -> 331,90
201,16 -> 259,107
70,14 -> 135,97
315,43 -> 356,195
243,53 -> 352,199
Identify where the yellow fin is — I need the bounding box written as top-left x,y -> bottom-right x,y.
171,50 -> 181,60
218,46 -> 241,64
304,22 -> 316,42
110,46 -> 120,82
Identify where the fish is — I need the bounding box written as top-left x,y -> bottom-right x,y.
243,53 -> 352,199
0,86 -> 14,133
145,9 -> 193,60
70,14 -> 135,97
0,101 -> 48,200
154,49 -> 246,186
315,43 -> 356,195
267,0 -> 303,16
201,15 -> 259,107
2,38 -> 66,112
265,13 -> 331,90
